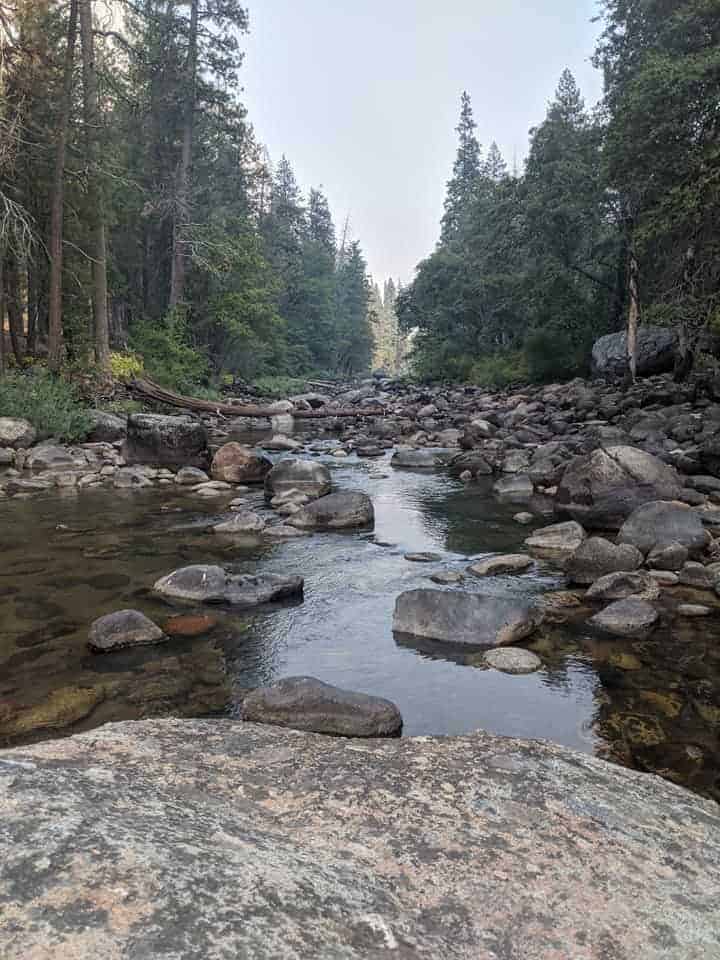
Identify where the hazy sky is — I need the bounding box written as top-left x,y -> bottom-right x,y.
242,1 -> 605,285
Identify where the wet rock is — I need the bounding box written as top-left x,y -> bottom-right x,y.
6,477 -> 54,494
163,614 -> 219,637
468,554 -> 533,577
153,565 -> 304,607
565,537 -> 643,585
86,410 -> 126,443
88,610 -> 166,653
513,512 -> 535,525
264,524 -> 308,540
430,570 -> 465,585
617,501 -> 709,557
493,474 -> 534,501
0,684 -> 105,737
193,480 -> 234,497
390,447 -> 454,469
212,511 -> 266,535
448,451 -> 493,477
586,570 -> 661,602
241,677 -> 402,738
113,466 -> 154,489
263,435 -> 302,451
484,647 -> 542,674
405,552 -> 442,563
210,442 -> 272,485
590,597 -> 660,637
393,588 -> 541,647
591,326 -> 677,378
124,413 -> 208,468
524,520 -> 586,563
264,458 -> 332,501
175,466 -> 210,485
557,445 -> 684,529
1,718 -> 719,959
0,416 -> 35,449
288,492 -> 374,530
647,541 -> 689,571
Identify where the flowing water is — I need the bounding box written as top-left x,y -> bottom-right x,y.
1,432 -> 719,801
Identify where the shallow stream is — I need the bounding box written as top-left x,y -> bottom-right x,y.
1,431 -> 719,801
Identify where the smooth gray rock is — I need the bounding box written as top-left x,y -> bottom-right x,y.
565,537 -> 643,585
590,597 -> 660,637
86,410 -> 126,443
1,718 -> 718,960
524,520 -> 586,562
88,609 -> 166,653
468,554 -> 533,577
484,647 -> 542,674
264,458 -> 332,501
153,565 -> 303,607
557,445 -> 684,529
591,326 -> 677,378
390,447 -> 454,469
647,540 -> 689,571
288,491 -> 374,530
241,677 -> 402,737
175,466 -> 209,485
0,416 -> 36,449
25,442 -> 76,471
393,588 -> 541,647
617,500 -> 709,557
123,414 -> 208,468
586,570 -> 661,602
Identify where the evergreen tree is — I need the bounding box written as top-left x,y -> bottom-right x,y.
441,91 -> 482,241
335,240 -> 373,374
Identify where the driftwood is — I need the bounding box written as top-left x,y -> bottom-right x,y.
128,377 -> 384,419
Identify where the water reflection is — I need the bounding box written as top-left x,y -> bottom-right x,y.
0,440 -> 718,801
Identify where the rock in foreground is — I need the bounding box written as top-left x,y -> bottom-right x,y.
0,719 -> 718,959
288,491 -> 374,530
153,565 -> 303,607
123,413 -> 208,467
241,677 -> 402,737
88,609 -> 166,653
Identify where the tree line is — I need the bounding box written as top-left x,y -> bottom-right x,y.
397,0 -> 720,384
0,0 -> 376,390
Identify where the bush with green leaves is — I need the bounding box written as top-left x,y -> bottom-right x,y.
128,310 -> 210,393
469,353 -> 528,389
524,329 -> 590,383
0,369 -> 92,443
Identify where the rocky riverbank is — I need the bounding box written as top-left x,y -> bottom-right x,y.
0,717 -> 718,959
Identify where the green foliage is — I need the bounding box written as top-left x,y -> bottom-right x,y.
469,353 -> 528,389
0,369 -> 92,442
128,310 -> 210,393
252,375 -> 309,398
524,329 -> 589,383
110,352 -> 144,381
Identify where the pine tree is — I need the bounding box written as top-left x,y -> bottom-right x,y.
440,91 -> 482,241
482,141 -> 507,182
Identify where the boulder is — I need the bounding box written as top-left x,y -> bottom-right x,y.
524,521 -> 586,563
589,597 -> 660,637
556,445 -> 684,529
0,416 -> 36,449
493,474 -> 534,501
288,491 -> 374,530
647,541 -> 689,571
86,410 -> 126,443
617,501 -> 709,557
153,565 -> 303,608
393,589 -> 541,647
262,435 -> 302,452
25,442 -> 77,471
3,719 -> 717,960
565,537 -> 643,585
484,647 -> 542,674
175,466 -> 210,485
586,570 -> 661,602
264,458 -> 332,501
210,442 -> 272,484
212,511 -> 266,535
241,677 -> 402,738
591,326 -> 677,378
390,447 -> 454,469
123,414 -> 208,468
468,554 -> 533,577
448,451 -> 493,477
88,609 -> 166,653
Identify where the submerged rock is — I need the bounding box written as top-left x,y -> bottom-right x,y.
484,647 -> 542,674
264,458 -> 332,501
153,565 -> 303,608
587,570 -> 661,602
88,609 -> 166,653
241,677 -> 402,737
210,442 -> 272,485
390,447 -> 454,469
1,718 -> 718,959
590,597 -> 660,637
288,491 -> 374,530
393,588 -> 541,647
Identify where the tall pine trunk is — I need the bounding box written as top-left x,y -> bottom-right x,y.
5,253 -> 24,364
48,0 -> 79,369
79,0 -> 110,376
626,251 -> 640,384
168,0 -> 199,310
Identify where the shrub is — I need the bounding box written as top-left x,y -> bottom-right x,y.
252,375 -> 309,398
0,368 -> 92,443
524,329 -> 588,383
129,310 -> 210,393
110,352 -> 144,381
469,352 -> 528,388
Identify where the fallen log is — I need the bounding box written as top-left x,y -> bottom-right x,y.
128,377 -> 385,419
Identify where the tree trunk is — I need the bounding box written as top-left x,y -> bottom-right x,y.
48,0 -> 79,369
0,250 -> 5,374
26,260 -> 38,356
168,0 -> 199,310
5,254 -> 24,364
626,250 -> 640,384
674,243 -> 697,382
79,0 -> 110,376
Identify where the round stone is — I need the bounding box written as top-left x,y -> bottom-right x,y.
484,648 -> 542,675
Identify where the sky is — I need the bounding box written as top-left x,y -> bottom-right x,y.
241,0 -> 605,286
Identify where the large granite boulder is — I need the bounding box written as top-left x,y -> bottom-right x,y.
24,442 -> 77,471
153,565 -> 303,608
0,416 -> 35,449
393,588 -> 541,647
241,677 -> 402,737
524,520 -> 586,562
591,326 -> 677,379
264,458 -> 331,501
288,491 -> 374,530
0,719 -> 718,959
617,500 -> 709,557
556,445 -> 684,529
565,537 -> 644,585
210,442 -> 271,484
86,410 -> 127,443
123,413 -> 208,468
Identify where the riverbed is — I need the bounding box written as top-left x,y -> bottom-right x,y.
1,437 -> 719,801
